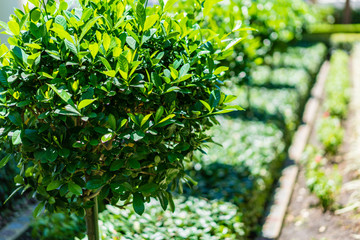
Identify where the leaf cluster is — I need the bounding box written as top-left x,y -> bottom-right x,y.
0,0 -> 241,216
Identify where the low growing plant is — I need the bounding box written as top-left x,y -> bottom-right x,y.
324,50 -> 350,119
0,0 -> 242,239
302,145 -> 342,211
31,212 -> 86,240
317,116 -> 344,155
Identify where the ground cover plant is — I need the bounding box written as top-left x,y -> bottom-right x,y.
324,50 -> 350,119
0,0 -> 242,239
94,197 -> 244,240
317,116 -> 344,155
186,117 -> 286,237
316,50 -> 350,156
301,145 -> 342,211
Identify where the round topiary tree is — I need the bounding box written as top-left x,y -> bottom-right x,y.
0,0 -> 242,239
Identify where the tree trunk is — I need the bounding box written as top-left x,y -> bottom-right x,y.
85,196 -> 100,240
343,0 -> 352,24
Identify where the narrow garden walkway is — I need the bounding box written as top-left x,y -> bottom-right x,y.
279,45 -> 360,239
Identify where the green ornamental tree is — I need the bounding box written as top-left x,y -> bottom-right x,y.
0,0 -> 242,239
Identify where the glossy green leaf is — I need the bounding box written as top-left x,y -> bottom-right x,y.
101,133 -> 113,143
133,193 -> 145,215
8,112 -> 22,127
78,99 -> 96,110
8,20 -> 20,35
164,0 -> 178,12
110,159 -> 124,171
68,182 -> 82,196
103,33 -> 111,52
30,8 -> 41,22
126,36 -> 136,50
103,70 -> 116,77
200,100 -> 212,112
100,57 -> 112,71
12,130 -> 22,145
107,114 -> 117,130
179,63 -> 190,78
47,180 -> 62,191
4,186 -> 22,204
138,183 -> 158,193
214,66 -> 229,75
55,15 -> 67,29
65,39 -> 78,55
144,14 -> 159,32
47,84 -> 77,109
79,16 -> 101,42
118,55 -> 128,79
203,0 -> 222,17
136,3 -> 146,28
51,24 -> 74,44
33,202 -> 45,218
89,42 -> 99,59
0,154 -> 11,168
154,106 -> 164,123
141,113 -> 152,126
86,178 -> 104,190
223,37 -> 244,52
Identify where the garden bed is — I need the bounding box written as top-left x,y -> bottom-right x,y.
279,46 -> 360,239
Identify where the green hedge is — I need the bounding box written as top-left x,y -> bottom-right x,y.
330,33 -> 360,50
251,67 -> 311,99
265,43 -> 327,76
308,24 -> 360,34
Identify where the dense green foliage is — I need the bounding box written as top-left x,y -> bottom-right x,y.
0,0 -> 241,218
175,0 -> 322,83
27,41 -> 328,239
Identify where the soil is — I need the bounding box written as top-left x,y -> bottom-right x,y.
279,56 -> 360,240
